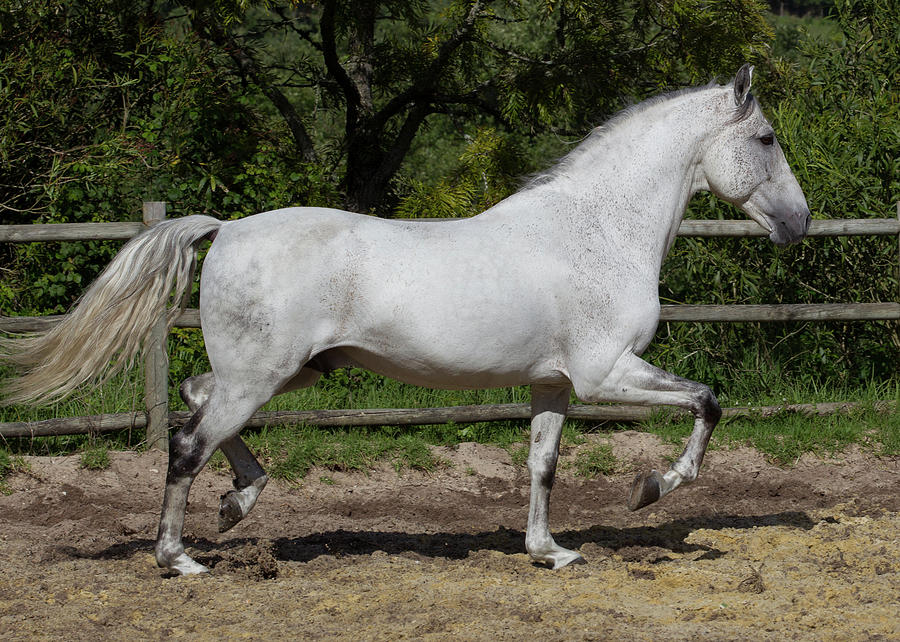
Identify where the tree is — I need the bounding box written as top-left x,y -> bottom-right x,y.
0,0 -> 260,312
182,0 -> 774,214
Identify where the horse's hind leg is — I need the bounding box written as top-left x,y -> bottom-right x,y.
180,368 -> 322,532
156,385 -> 268,575
216,438 -> 269,533
525,384 -> 585,570
180,373 -> 268,532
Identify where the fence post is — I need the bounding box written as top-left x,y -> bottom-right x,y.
142,202 -> 169,451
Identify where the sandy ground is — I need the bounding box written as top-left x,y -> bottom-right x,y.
1,430 -> 898,641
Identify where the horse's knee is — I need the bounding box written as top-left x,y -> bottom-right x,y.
168,435 -> 207,481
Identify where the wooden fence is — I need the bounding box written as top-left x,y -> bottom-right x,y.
1,202 -> 898,445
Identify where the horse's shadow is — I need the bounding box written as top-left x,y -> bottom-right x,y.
70,510 -> 818,570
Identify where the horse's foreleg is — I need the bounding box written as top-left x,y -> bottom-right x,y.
155,390 -> 262,575
581,352 -> 721,511
525,383 -> 584,569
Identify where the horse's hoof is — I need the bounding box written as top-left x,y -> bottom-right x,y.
530,545 -> 586,570
551,550 -> 587,570
628,470 -> 662,511
165,552 -> 210,576
218,490 -> 243,533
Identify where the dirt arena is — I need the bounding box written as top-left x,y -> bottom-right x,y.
1,430 -> 898,641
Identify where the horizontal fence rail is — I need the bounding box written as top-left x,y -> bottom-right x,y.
658,302 -> 900,322
2,400 -> 895,438
2,217 -> 899,244
0,221 -> 146,242
677,218 -> 900,237
1,205 -> 898,441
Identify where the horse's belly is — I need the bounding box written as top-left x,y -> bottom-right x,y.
335,345 -> 568,390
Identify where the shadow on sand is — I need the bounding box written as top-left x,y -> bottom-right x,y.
75,510 -> 818,573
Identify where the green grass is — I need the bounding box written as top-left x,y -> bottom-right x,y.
0,368 -> 146,455
572,443 -> 618,478
636,381 -> 900,464
80,446 -> 111,470
2,364 -> 897,477
240,424 -> 445,482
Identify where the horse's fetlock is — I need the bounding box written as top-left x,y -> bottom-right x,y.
672,461 -> 697,483
155,543 -> 182,569
525,532 -> 552,557
253,474 -> 269,491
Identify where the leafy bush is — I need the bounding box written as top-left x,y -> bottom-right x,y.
0,0 -> 337,317
648,1 -> 899,391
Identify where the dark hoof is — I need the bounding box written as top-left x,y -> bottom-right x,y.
218,490 -> 243,533
628,470 -> 662,511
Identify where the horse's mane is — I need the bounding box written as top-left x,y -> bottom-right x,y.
525,80 -> 755,189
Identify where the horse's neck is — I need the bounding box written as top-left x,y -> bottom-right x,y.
529,93 -> 718,266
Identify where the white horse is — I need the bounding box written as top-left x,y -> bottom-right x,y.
1,65 -> 810,575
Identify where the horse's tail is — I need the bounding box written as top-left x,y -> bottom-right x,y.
0,215 -> 222,405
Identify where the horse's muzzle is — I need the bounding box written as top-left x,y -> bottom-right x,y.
771,209 -> 811,246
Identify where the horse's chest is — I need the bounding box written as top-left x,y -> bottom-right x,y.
563,282 -> 660,354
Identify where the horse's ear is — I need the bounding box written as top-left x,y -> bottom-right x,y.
734,64 -> 754,105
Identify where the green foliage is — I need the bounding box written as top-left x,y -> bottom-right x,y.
1,0 -> 897,440
714,409 -> 866,465
167,328 -> 210,406
0,368 -> 145,454
648,1 -> 899,390
391,0 -> 775,216
80,446 -> 111,471
0,0 -> 337,316
632,380 -> 899,463
396,128 -> 528,218
173,0 -> 777,213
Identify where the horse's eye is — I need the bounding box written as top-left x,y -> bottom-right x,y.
759,134 -> 775,146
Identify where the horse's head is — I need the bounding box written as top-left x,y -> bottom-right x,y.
700,64 -> 811,245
